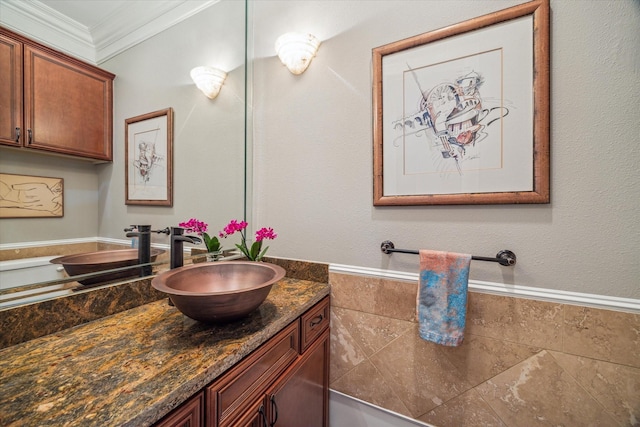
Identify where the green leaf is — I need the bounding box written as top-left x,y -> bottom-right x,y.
255,245 -> 269,262
236,243 -> 250,259
203,233 -> 221,252
249,241 -> 262,261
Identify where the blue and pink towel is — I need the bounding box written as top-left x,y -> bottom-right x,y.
417,250 -> 472,347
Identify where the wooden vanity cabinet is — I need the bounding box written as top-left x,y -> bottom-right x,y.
154,296 -> 330,427
0,27 -> 114,162
208,296 -> 330,427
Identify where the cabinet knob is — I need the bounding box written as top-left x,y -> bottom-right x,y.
309,314 -> 324,328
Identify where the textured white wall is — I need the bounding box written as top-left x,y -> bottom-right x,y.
251,0 -> 640,298
0,151 -> 99,243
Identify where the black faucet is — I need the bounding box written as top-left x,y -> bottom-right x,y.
170,227 -> 202,269
125,225 -> 170,276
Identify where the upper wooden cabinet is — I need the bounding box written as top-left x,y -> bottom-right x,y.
0,27 -> 114,162
0,31 -> 22,148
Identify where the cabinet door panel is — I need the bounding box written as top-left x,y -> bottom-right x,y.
0,33 -> 22,146
207,321 -> 299,427
267,330 -> 329,427
24,45 -> 113,160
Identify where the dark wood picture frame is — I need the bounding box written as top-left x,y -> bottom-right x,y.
373,0 -> 549,206
125,108 -> 173,206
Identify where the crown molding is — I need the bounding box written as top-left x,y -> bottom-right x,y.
0,0 -> 96,62
0,0 -> 219,65
93,0 -> 219,64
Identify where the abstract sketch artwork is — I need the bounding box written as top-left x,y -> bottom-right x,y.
125,108 -> 173,206
397,50 -> 508,177
133,128 -> 164,186
373,0 -> 549,206
0,173 -> 64,218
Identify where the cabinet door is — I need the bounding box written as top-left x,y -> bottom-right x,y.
267,329 -> 329,427
23,44 -> 113,161
154,391 -> 204,427
0,33 -> 22,147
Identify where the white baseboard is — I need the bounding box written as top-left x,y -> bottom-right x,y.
329,264 -> 640,314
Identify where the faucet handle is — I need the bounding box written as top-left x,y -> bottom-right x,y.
124,225 -> 137,232
170,226 -> 185,235
153,227 -> 171,235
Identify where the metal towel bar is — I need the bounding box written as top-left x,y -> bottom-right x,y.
380,240 -> 516,266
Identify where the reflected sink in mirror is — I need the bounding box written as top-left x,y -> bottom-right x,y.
151,261 -> 286,323
50,248 -> 165,286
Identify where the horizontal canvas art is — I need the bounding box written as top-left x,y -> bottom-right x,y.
0,173 -> 64,218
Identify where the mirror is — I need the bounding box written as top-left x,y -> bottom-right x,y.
0,0 -> 249,309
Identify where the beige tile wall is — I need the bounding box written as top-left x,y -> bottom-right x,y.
330,272 -> 640,427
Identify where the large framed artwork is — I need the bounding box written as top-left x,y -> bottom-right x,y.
125,108 -> 173,206
373,0 -> 549,206
0,173 -> 64,218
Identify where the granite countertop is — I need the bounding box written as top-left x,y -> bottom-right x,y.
0,277 -> 330,427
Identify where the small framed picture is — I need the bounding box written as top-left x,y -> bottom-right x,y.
125,108 -> 173,206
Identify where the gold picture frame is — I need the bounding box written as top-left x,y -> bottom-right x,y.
373,0 -> 549,206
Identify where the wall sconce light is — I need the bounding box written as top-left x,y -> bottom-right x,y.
190,66 -> 227,99
275,32 -> 321,75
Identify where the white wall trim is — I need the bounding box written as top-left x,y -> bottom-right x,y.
0,237 -> 170,251
99,237 -> 170,251
0,237 -> 98,250
329,263 -> 640,314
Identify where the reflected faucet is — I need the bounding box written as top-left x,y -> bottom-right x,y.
125,225 -> 170,276
170,227 -> 202,269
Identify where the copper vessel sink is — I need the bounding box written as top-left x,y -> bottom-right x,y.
151,261 -> 286,323
50,248 -> 165,285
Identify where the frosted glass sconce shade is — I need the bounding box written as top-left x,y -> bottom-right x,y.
275,32 -> 321,75
190,66 -> 227,99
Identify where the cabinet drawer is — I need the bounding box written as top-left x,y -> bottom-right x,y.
300,296 -> 330,352
207,321 -> 299,427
